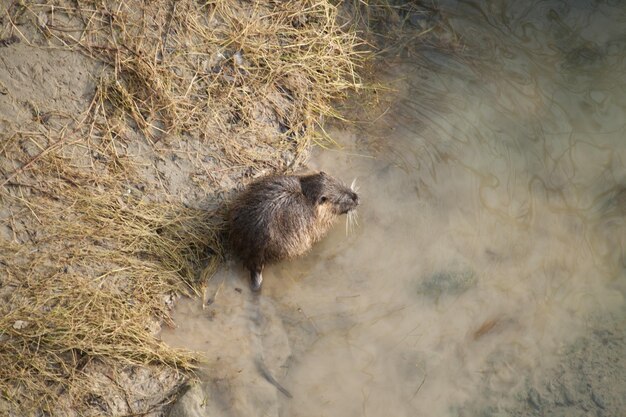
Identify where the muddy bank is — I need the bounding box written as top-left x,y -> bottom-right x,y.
0,0 -> 364,415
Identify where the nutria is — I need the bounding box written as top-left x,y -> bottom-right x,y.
228,171 -> 360,291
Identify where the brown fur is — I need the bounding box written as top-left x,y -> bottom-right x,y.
228,171 -> 359,290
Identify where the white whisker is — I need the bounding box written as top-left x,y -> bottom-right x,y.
345,209 -> 359,236
345,178 -> 360,236
346,211 -> 351,236
350,177 -> 360,193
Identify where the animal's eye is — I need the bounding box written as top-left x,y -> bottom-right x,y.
320,196 -> 327,203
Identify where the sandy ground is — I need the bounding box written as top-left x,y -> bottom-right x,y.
0,21 -> 206,417
0,1 -> 324,414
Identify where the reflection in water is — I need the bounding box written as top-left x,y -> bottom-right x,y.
162,1 -> 626,416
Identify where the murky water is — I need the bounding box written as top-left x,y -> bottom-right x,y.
162,1 -> 626,416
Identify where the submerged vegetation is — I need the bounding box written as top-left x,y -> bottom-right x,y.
0,0 -> 365,414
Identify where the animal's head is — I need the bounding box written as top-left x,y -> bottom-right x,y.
301,171 -> 360,215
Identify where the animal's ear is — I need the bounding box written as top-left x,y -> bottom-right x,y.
300,175 -> 319,203
319,171 -> 327,177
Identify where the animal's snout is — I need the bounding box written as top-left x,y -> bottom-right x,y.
339,191 -> 360,214
351,192 -> 360,206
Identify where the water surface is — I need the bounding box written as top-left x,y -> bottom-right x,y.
162,1 -> 626,416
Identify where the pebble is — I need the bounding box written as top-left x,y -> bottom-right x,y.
590,91 -> 606,103
13,320 -> 28,330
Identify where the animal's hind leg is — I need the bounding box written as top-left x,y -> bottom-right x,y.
250,264 -> 264,292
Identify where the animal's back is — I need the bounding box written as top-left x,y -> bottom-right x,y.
228,176 -> 317,268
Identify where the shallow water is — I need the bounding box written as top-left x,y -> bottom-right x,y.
162,1 -> 626,416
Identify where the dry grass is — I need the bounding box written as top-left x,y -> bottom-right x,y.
0,173 -> 223,413
23,0 -> 363,165
0,0 -> 365,414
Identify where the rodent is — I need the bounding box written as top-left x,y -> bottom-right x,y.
228,171 -> 360,291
